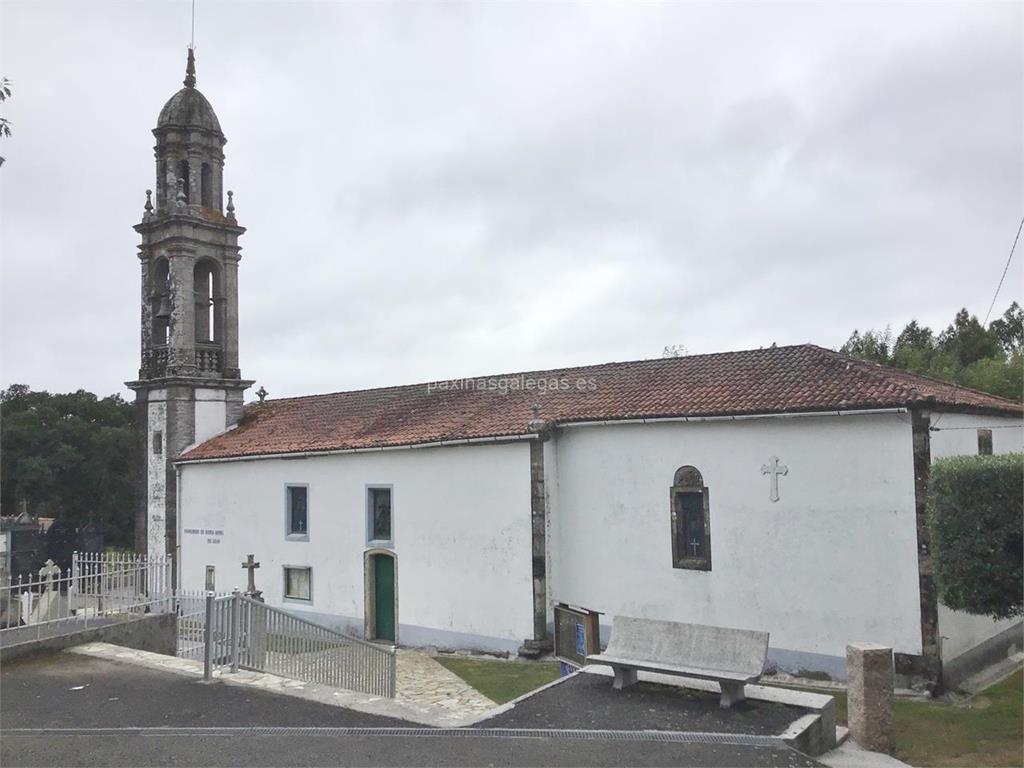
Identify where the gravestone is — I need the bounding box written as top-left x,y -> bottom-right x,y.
847,642 -> 894,754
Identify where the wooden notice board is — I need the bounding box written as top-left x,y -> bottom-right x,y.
553,603 -> 601,667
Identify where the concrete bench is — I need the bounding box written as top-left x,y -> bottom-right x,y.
586,616 -> 769,708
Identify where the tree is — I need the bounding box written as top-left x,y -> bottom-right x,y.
988,302 -> 1023,355
0,385 -> 136,547
662,344 -> 688,358
839,305 -> 1022,401
927,453 -> 1023,620
840,327 -> 892,364
938,308 -> 1002,368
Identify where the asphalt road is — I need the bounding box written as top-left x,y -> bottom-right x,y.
0,653 -> 821,767
477,671 -> 803,734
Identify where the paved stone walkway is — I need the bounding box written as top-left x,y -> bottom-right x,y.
396,649 -> 495,718
67,642 -> 496,726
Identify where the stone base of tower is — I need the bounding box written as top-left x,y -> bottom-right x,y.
128,377 -> 253,563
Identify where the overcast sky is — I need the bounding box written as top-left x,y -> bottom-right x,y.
2,1 -> 1021,401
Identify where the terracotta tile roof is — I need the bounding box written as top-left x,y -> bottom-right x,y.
179,344 -> 1022,461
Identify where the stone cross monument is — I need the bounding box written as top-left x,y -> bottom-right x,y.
241,554 -> 262,602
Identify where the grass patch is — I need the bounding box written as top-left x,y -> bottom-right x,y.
774,669 -> 1022,767
434,656 -> 561,704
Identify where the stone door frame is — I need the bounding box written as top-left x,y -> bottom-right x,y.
363,548 -> 399,644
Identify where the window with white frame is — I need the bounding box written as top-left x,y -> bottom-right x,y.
283,566 -> 311,601
286,485 -> 308,538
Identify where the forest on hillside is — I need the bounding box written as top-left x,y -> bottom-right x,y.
1,385 -> 135,548
840,303 -> 1022,402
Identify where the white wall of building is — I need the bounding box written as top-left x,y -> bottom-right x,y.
938,604 -> 1019,662
178,441 -> 534,652
193,388 -> 228,445
548,413 -> 921,678
927,411 -> 1023,460
927,410 -> 1024,665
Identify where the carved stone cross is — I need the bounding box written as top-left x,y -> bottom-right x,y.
38,559 -> 60,591
761,456 -> 788,503
241,554 -> 260,596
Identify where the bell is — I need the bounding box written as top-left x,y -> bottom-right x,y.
155,296 -> 172,319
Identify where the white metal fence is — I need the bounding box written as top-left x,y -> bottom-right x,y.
0,551 -> 173,639
180,590 -> 397,698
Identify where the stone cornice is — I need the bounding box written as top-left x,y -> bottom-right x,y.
135,212 -> 245,238
126,377 -> 255,392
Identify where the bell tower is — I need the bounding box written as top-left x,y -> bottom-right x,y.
128,48 -> 253,561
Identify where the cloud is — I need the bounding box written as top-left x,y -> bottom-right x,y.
1,1 -> 1020,400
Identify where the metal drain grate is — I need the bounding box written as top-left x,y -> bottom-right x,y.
2,726 -> 783,747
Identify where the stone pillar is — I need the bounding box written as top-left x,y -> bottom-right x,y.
222,256 -> 241,377
518,416 -> 553,659
847,642 -> 894,754
245,589 -> 267,670
138,252 -> 152,378
910,409 -> 941,685
167,250 -> 197,375
529,438 -> 548,642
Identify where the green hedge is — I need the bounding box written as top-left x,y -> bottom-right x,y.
927,453 -> 1023,620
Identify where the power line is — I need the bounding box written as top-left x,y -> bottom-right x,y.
984,214 -> 1023,326
930,425 -> 1021,431
930,215 -> 1022,429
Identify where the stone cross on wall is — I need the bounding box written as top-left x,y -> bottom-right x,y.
241,554 -> 262,600
38,559 -> 60,591
760,456 -> 788,503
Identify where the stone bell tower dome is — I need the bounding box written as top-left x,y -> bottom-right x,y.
128,48 -> 253,562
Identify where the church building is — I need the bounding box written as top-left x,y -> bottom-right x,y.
133,51 -> 1023,687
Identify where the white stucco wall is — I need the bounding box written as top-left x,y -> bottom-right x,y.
927,411 -> 1023,460
938,603 -> 1019,662
178,441 -> 534,651
549,413 -> 921,675
927,410 -> 1024,664
193,388 -> 228,445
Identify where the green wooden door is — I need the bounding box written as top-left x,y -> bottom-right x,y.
373,555 -> 395,641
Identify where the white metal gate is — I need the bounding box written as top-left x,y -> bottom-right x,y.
175,590 -> 396,698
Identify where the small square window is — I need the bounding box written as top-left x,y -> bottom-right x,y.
287,485 -> 308,537
283,566 -> 311,601
978,429 -> 993,456
368,487 -> 392,544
